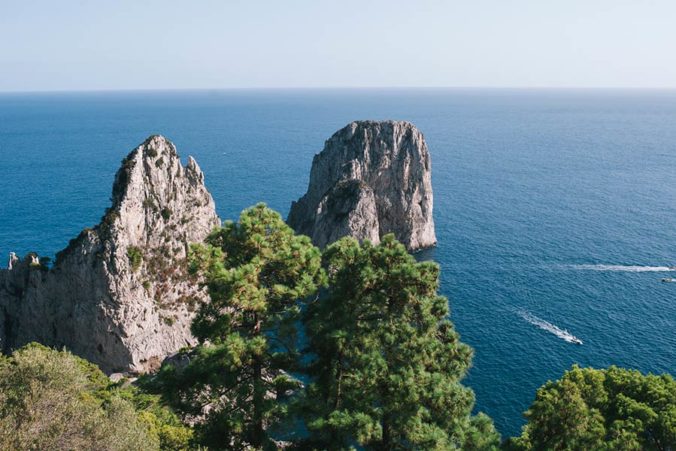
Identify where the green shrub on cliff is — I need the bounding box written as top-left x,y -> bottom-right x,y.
127,245 -> 143,271
507,365 -> 676,450
0,343 -> 191,451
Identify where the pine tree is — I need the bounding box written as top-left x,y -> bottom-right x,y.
508,365 -> 676,450
156,204 -> 325,449
300,235 -> 500,450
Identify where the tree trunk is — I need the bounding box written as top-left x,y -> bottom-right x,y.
252,315 -> 264,448
381,416 -> 391,451
334,352 -> 343,410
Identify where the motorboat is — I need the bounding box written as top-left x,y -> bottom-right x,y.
563,331 -> 583,345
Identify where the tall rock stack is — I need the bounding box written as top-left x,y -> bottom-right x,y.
288,120 -> 436,251
0,136 -> 220,373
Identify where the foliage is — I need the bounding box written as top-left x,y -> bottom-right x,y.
116,385 -> 194,450
112,154 -> 136,201
39,256 -> 52,271
11,201 -> 672,451
143,198 -> 158,212
154,203 -> 325,449
507,365 -> 676,450
0,343 -> 162,450
27,252 -> 40,267
127,245 -> 143,271
299,235 -> 500,450
161,207 -> 172,221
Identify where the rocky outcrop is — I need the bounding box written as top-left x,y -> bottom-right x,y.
0,136 -> 220,373
288,120 -> 436,251
7,252 -> 17,270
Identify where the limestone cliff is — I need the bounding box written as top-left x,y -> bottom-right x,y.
0,136 -> 220,373
288,120 -> 436,251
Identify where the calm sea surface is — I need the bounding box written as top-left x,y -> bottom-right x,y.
1,89 -> 675,437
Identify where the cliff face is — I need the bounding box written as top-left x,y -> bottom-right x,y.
0,136 -> 220,373
288,121 -> 436,251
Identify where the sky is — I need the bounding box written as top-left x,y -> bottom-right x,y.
1,0 -> 675,91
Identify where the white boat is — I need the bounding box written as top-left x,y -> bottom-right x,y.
563,330 -> 583,345
520,311 -> 584,345
661,278 -> 676,283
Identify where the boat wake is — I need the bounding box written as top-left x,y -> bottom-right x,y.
569,264 -> 676,272
518,310 -> 583,345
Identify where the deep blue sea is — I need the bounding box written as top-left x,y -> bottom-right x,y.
1,89 -> 675,437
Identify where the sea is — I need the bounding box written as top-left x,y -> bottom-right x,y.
1,88 -> 674,438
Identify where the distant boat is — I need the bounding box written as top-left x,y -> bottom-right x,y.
518,311 -> 584,345
562,329 -> 583,344
661,278 -> 676,283
570,264 -> 676,272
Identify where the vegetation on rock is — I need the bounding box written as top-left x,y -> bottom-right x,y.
127,245 -> 143,272
161,207 -> 173,221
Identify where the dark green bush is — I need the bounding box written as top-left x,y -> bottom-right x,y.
161,208 -> 172,221
127,246 -> 143,272
508,365 -> 676,450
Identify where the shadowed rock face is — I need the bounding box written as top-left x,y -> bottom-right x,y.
0,136 -> 220,373
288,120 -> 436,251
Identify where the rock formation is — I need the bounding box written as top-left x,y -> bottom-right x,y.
288,120 -> 436,251
6,252 -> 17,270
0,136 -> 220,373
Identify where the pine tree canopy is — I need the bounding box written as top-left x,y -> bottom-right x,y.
158,203 -> 325,449
508,365 -> 676,450
300,234 -> 500,450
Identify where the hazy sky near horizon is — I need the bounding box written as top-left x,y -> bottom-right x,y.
1,0 -> 675,91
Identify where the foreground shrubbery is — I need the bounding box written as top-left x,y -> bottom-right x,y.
1,205 -> 673,450
0,343 -> 191,450
508,365 -> 676,451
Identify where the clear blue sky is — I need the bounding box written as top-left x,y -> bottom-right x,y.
1,0 -> 675,91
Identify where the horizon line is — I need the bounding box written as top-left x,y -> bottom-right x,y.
2,85 -> 676,95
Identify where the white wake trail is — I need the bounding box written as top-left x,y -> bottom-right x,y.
518,311 -> 583,345
569,264 -> 676,273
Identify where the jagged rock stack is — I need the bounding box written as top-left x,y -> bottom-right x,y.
0,136 -> 219,373
288,120 -> 436,251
